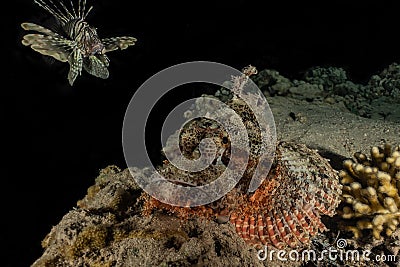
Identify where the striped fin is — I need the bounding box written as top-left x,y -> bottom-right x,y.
21,22 -> 60,37
101,36 -> 137,53
67,49 -> 83,85
21,23 -> 73,62
83,55 -> 109,79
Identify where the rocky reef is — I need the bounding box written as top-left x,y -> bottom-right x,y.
32,167 -> 268,267
31,64 -> 400,266
254,64 -> 400,120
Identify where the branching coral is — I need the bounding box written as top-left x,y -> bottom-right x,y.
339,143 -> 400,239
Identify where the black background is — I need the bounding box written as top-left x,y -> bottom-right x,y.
5,0 -> 400,266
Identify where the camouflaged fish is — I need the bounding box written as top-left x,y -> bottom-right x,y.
21,0 -> 137,85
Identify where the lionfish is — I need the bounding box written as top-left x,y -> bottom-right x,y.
21,0 -> 137,85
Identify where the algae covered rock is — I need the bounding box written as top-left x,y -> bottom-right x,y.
32,167 -> 265,267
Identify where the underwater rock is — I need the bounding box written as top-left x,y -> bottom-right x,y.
255,63 -> 400,121
252,69 -> 293,96
32,167 -> 267,267
288,81 -> 325,101
304,66 -> 348,88
366,63 -> 400,100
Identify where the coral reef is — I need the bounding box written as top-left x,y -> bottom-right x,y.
304,66 -> 348,88
366,63 -> 400,99
254,65 -> 400,120
339,143 -> 400,240
252,69 -> 293,97
31,83 -> 400,266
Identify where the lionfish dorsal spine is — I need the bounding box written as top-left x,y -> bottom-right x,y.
34,0 -> 69,24
34,0 -> 93,24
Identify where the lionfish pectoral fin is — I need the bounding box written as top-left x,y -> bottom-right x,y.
67,49 -> 83,85
21,22 -> 73,62
101,36 -> 137,53
83,55 -> 109,79
21,22 -> 58,36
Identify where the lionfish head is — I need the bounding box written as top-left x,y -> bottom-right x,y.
79,22 -> 105,56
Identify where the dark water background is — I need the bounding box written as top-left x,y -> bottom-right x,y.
4,0 -> 400,266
